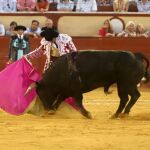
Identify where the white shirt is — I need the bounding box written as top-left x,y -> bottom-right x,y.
137,0 -> 150,12
57,0 -> 74,10
0,0 -> 4,12
1,0 -> 17,12
76,0 -> 97,12
25,27 -> 42,36
0,23 -> 5,36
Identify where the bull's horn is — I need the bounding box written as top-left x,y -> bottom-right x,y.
24,83 -> 37,96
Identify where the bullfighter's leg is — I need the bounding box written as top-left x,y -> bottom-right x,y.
124,87 -> 140,115
111,85 -> 129,118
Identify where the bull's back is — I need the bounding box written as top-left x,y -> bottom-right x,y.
76,50 -> 131,78
75,50 -> 143,92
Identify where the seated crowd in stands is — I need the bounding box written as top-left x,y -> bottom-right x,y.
0,0 -> 149,12
0,17 -> 150,38
0,1 -> 149,38
0,0 -> 98,12
99,19 -> 150,38
0,18 -> 56,37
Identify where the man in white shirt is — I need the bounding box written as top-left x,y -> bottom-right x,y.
76,0 -> 98,12
0,22 -> 5,36
24,20 -> 41,38
137,0 -> 150,12
57,0 -> 74,11
2,0 -> 17,12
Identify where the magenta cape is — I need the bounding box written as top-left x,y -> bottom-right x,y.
0,57 -> 41,115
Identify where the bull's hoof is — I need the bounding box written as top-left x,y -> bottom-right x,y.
119,113 -> 129,118
40,111 -> 49,117
82,111 -> 92,119
110,113 -> 129,119
105,90 -> 113,95
110,114 -> 119,119
48,109 -> 56,115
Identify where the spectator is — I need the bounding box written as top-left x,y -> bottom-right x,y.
6,21 -> 18,36
48,0 -> 59,11
2,0 -> 17,12
137,0 -> 150,12
117,21 -> 136,37
57,0 -> 74,11
41,18 -> 56,31
113,0 -> 129,12
17,0 -> 36,11
98,19 -> 115,37
8,25 -> 30,63
35,0 -> 49,12
76,0 -> 98,12
25,20 -> 41,38
0,22 -> 5,36
71,0 -> 78,11
128,0 -> 138,12
136,23 -> 149,38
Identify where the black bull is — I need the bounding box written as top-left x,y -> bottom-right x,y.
35,50 -> 150,118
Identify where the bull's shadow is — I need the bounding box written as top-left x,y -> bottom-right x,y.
124,113 -> 150,121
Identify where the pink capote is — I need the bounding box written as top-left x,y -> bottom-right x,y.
0,57 -> 41,115
0,57 -> 78,115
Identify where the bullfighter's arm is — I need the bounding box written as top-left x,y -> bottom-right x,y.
25,38 -> 52,60
25,45 -> 45,60
25,41 -> 45,60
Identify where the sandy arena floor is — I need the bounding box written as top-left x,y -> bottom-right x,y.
0,87 -> 150,150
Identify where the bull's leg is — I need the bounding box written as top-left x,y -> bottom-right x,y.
124,87 -> 140,115
46,95 -> 64,115
111,85 -> 129,118
112,94 -> 129,118
51,95 -> 63,110
74,95 -> 92,119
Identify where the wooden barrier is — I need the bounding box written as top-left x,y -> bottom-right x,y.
1,36 -> 150,72
73,37 -> 150,56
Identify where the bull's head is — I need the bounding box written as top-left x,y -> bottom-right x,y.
24,82 -> 57,110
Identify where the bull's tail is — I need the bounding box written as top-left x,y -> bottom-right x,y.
134,52 -> 150,82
